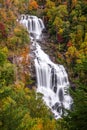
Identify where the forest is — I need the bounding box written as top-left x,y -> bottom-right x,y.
0,0 -> 87,130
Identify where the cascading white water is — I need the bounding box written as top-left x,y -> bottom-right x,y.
19,14 -> 73,119
20,15 -> 45,40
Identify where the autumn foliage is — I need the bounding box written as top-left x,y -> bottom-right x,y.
29,0 -> 38,10
0,0 -> 87,130
0,22 -> 7,38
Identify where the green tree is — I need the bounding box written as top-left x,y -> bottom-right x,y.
63,83 -> 87,130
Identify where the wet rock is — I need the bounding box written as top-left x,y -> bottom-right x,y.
52,102 -> 59,110
36,39 -> 42,43
42,28 -> 47,33
30,32 -> 37,39
57,105 -> 62,113
59,89 -> 64,102
71,83 -> 76,91
53,86 -> 57,93
26,84 -> 37,90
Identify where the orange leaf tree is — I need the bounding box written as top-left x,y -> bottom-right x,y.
29,0 -> 38,11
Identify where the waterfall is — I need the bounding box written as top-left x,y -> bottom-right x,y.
19,14 -> 73,119
20,15 -> 45,40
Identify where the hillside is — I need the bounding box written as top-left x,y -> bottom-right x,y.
0,0 -> 87,130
